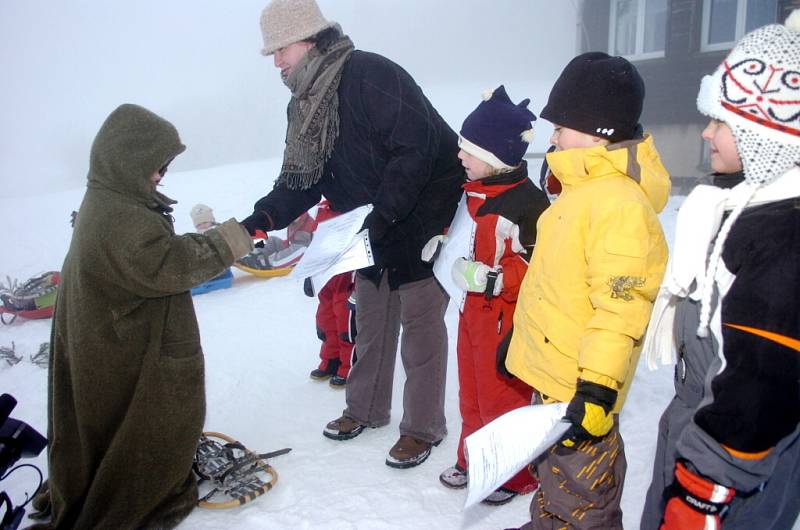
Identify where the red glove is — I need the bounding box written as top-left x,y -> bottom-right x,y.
660,460 -> 735,530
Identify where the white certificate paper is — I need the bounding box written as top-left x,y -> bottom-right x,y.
433,194 -> 474,312
309,230 -> 372,293
463,403 -> 570,509
290,204 -> 374,290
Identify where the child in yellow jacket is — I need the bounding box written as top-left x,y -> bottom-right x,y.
504,53 -> 670,529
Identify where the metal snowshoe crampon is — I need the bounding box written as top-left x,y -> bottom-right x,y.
193,431 -> 291,509
0,342 -> 22,366
0,342 -> 49,368
0,272 -> 59,324
29,342 -> 50,368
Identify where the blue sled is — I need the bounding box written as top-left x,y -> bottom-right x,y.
191,268 -> 233,296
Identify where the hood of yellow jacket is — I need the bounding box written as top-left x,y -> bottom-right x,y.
545,133 -> 671,213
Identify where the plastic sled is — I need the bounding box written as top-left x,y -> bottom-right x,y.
232,263 -> 293,278
0,271 -> 59,324
191,269 -> 234,296
0,305 -> 54,324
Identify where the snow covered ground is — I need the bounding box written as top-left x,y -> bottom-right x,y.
0,159 -> 770,529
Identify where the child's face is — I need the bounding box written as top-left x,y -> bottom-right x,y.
149,171 -> 162,192
549,125 -> 608,152
150,162 -> 169,192
702,119 -> 743,174
274,41 -> 315,80
458,149 -> 494,181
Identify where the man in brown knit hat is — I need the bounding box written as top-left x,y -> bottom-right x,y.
242,0 -> 464,469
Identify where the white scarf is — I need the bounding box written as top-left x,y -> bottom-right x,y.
643,166 -> 800,370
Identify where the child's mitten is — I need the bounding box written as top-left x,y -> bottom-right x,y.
660,460 -> 735,530
451,258 -> 503,297
421,235 -> 447,263
560,380 -> 617,447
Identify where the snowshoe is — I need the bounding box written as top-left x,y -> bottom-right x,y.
0,271 -> 59,324
193,431 -> 290,509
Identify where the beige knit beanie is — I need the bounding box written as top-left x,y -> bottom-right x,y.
190,203 -> 216,231
259,0 -> 336,56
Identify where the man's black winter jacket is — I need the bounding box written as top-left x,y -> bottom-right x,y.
249,50 -> 464,288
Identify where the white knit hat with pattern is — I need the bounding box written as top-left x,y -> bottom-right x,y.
697,10 -> 800,187
259,0 -> 336,56
693,10 -> 800,337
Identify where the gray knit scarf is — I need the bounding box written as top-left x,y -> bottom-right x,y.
278,28 -> 354,190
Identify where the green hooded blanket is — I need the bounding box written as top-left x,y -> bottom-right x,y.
40,104 -> 249,529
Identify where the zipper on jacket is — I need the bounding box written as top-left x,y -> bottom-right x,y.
497,310 -> 503,335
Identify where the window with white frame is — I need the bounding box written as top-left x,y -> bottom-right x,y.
701,0 -> 778,52
609,0 -> 668,60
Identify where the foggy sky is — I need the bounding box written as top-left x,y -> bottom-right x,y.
0,1 -> 578,197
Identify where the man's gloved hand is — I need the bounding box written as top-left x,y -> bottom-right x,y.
451,258 -> 503,296
362,210 -> 391,243
421,235 -> 447,263
560,380 -> 617,448
660,460 -> 735,530
241,210 -> 272,237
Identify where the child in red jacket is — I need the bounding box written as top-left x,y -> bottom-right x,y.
306,201 -> 357,388
423,86 -> 549,505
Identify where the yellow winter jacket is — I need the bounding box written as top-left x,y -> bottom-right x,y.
506,134 -> 669,412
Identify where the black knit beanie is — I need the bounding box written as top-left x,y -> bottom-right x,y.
540,52 -> 645,143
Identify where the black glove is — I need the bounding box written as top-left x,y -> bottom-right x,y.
362,210 -> 391,243
241,210 -> 272,236
496,328 -> 514,379
303,277 -> 315,297
561,380 -> 617,448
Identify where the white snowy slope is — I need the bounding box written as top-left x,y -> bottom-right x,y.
0,159 -> 727,529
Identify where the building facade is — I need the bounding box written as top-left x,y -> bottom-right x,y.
579,0 -> 800,190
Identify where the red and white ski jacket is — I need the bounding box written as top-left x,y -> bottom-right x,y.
462,162 -> 549,305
